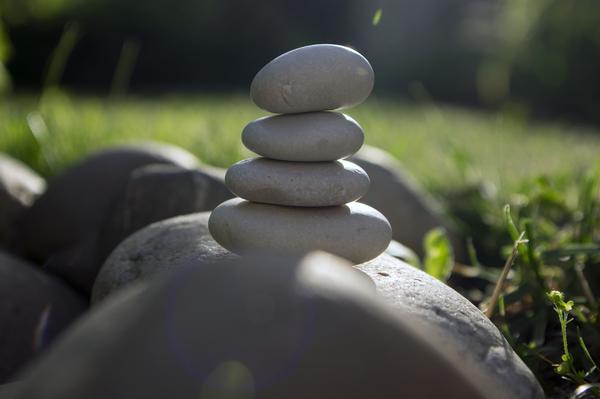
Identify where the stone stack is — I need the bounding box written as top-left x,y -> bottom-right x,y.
209,44 -> 392,263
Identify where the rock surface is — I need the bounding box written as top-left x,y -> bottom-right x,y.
226,158 -> 369,207
21,142 -> 199,264
15,253 -> 500,399
356,253 -> 544,399
251,44 -> 374,114
20,143 -> 200,294
242,112 -> 364,161
209,198 -> 392,263
0,380 -> 22,398
92,212 -> 237,304
0,251 -> 86,383
350,145 -> 465,260
0,154 -> 46,253
96,164 -> 232,266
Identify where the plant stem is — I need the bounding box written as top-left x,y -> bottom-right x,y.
485,231 -> 526,318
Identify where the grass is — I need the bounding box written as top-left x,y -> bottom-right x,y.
2,91 -> 600,398
2,90 -> 599,193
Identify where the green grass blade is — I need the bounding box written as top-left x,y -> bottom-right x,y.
110,38 -> 141,98
44,21 -> 80,91
504,204 -> 530,264
578,327 -> 599,372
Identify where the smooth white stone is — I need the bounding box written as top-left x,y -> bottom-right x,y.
225,158 -> 370,207
208,198 -> 392,263
250,44 -> 374,114
242,112 -> 364,162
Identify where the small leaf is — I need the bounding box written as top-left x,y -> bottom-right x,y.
423,228 -> 454,282
372,8 -> 382,26
556,361 -> 570,376
547,290 -> 574,312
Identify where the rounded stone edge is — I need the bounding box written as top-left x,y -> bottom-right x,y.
240,113 -> 365,162
224,158 -> 371,207
208,199 -> 392,264
250,44 -> 375,114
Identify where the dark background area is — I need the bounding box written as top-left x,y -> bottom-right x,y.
1,0 -> 600,124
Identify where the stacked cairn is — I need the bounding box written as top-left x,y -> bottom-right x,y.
209,44 -> 392,263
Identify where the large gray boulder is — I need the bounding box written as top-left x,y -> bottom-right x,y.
356,254 -> 544,399
0,154 -> 45,254
92,219 -> 543,398
21,142 -> 199,260
0,381 -> 22,398
0,251 -> 86,383
94,164 -> 232,277
14,253 -> 500,399
92,212 -> 236,304
20,142 -> 201,294
350,145 -> 465,260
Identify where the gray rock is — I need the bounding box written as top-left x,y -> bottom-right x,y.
95,164 -> 233,270
242,112 -> 364,161
209,198 -> 392,263
0,381 -> 22,399
92,212 -> 237,304
15,253 -> 501,399
356,253 -> 544,399
21,142 -> 200,293
251,44 -> 374,114
0,154 -> 45,253
226,158 -> 369,207
0,251 -> 86,383
350,145 -> 465,260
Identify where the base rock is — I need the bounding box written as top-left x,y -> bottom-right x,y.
356,253 -> 544,399
15,253 -> 500,399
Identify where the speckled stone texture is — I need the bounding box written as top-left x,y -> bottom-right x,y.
356,253 -> 545,399
225,158 -> 369,207
209,198 -> 392,263
242,112 -> 364,161
20,142 -> 201,294
96,163 -> 232,265
92,212 -> 237,304
251,44 -> 374,114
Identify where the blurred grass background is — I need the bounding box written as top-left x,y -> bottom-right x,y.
3,91 -> 599,194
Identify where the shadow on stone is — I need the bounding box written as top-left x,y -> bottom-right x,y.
15,252 -> 498,399
0,251 -> 86,383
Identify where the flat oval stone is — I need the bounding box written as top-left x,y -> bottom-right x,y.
225,158 -> 370,207
251,44 -> 374,114
242,112 -> 364,161
208,198 -> 392,263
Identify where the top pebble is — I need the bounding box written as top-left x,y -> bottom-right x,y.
250,44 -> 374,114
